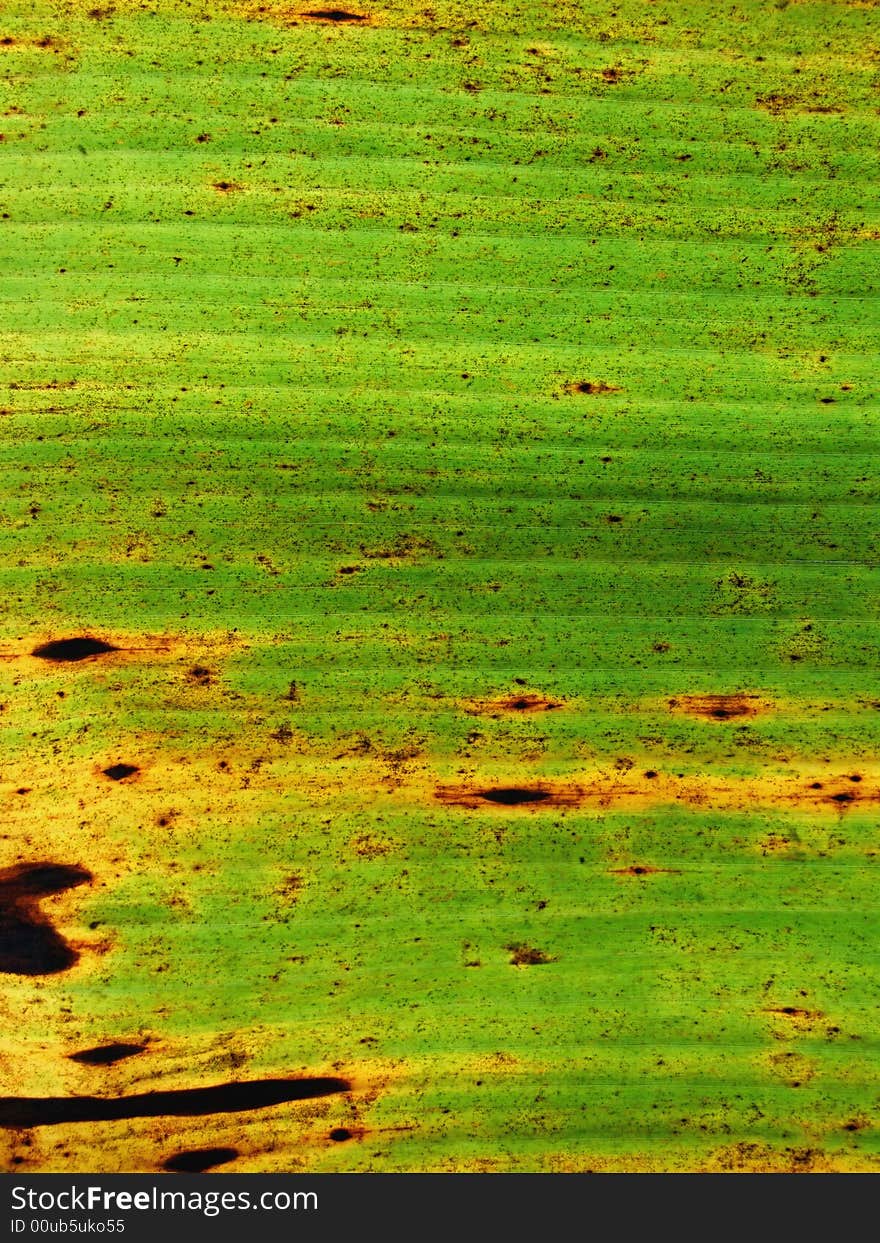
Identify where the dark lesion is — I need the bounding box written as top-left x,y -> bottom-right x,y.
765,1007 -> 822,1020
0,1076 -> 351,1128
0,862 -> 92,975
435,784 -> 580,809
102,763 -> 140,782
609,865 -> 680,877
31,637 -> 117,663
668,693 -> 763,721
163,1147 -> 239,1173
506,943 -> 557,966
476,788 -> 551,806
299,9 -> 369,21
465,693 -> 564,716
68,1042 -> 146,1066
561,379 -> 623,396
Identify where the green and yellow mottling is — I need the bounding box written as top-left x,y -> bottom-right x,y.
0,0 -> 878,1172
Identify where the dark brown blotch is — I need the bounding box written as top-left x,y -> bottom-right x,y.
563,379 -> 622,396
610,865 -> 678,877
506,943 -> 556,966
436,783 -> 580,809
477,788 -> 551,806
102,763 -> 139,782
69,1042 -> 145,1066
0,1077 -> 350,1127
0,862 -> 91,975
300,8 -> 367,20
32,637 -> 117,663
163,1147 -> 239,1173
466,693 -> 563,716
669,693 -> 763,721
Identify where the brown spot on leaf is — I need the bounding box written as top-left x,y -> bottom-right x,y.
757,93 -> 842,116
163,1147 -> 239,1173
464,693 -> 563,716
478,788 -> 551,805
765,1006 -> 823,1021
506,943 -> 556,966
563,380 -> 622,396
669,693 -> 764,721
299,8 -> 368,20
436,783 -> 580,809
32,637 -> 117,662
349,834 -> 395,859
0,1078 -> 350,1127
102,763 -> 139,782
359,532 -> 440,561
69,1042 -> 146,1066
0,862 -> 91,975
610,865 -> 678,877
276,874 -> 302,902
706,1140 -> 833,1173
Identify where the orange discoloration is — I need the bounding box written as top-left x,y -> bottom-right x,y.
561,379 -> 623,396
2,630 -> 245,670
0,1041 -> 395,1172
462,693 -> 565,716
433,769 -> 880,814
434,783 -> 580,809
703,1142 -> 839,1173
760,1009 -> 825,1019
668,693 -> 768,721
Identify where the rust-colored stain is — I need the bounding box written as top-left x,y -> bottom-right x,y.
668,693 -> 767,721
764,1006 -> 824,1022
562,380 -> 623,396
506,943 -> 557,966
463,693 -> 565,716
433,770 -> 880,814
